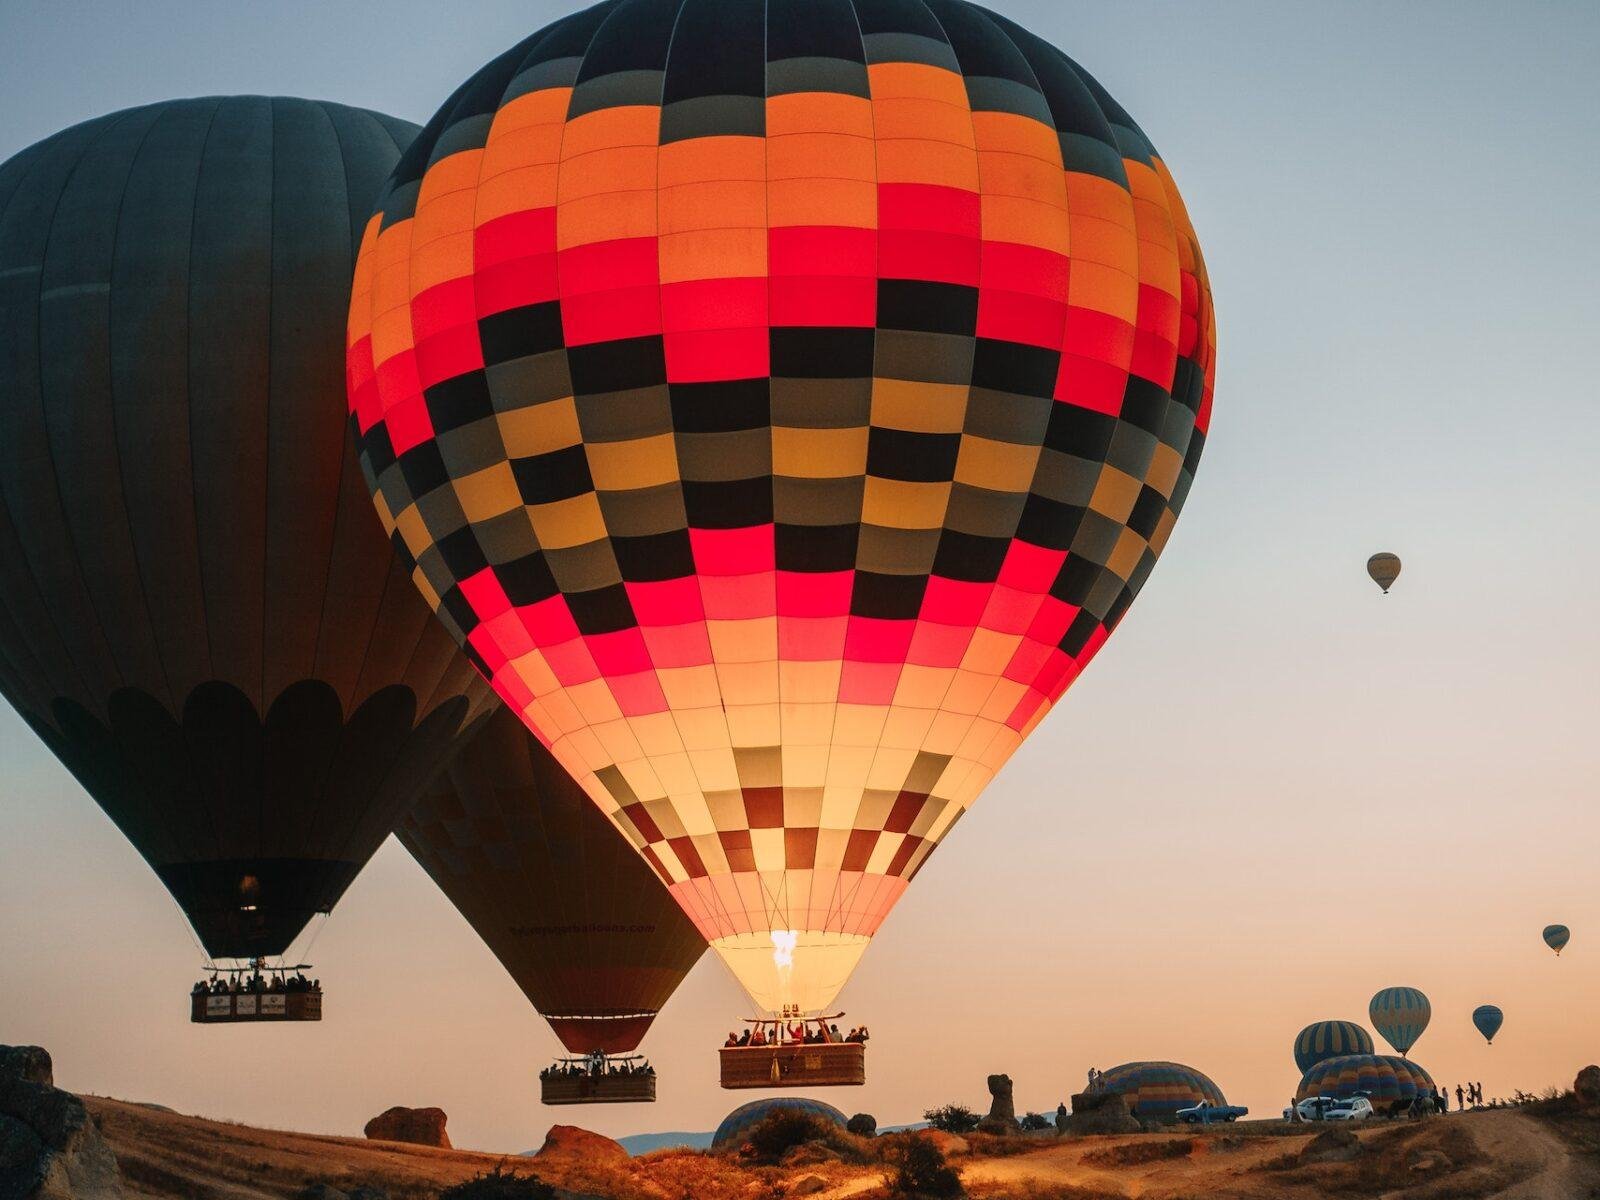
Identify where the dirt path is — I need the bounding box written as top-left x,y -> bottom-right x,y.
1450,1110 -> 1600,1200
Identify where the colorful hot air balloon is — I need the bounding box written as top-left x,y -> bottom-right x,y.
1369,987 -> 1431,1057
713,1097 -> 846,1150
400,705 -> 706,1054
1295,1054 -> 1435,1107
1543,924 -> 1570,957
1367,552 -> 1401,593
1096,1062 -> 1226,1120
0,98 -> 494,964
346,0 -> 1215,1017
1472,1004 -> 1503,1045
1293,1020 -> 1375,1074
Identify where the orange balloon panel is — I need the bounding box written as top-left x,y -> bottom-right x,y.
348,0 -> 1215,1013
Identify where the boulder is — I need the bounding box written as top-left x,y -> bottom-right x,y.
0,1044 -> 124,1200
362,1107 -> 450,1149
976,1073 -> 1020,1136
1299,1127 -> 1361,1165
0,1050 -> 51,1089
846,1113 -> 876,1137
1575,1065 -> 1600,1109
791,1175 -> 827,1196
1064,1091 -> 1138,1136
532,1125 -> 628,1166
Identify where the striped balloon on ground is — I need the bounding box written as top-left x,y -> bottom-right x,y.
1293,1020 -> 1374,1074
713,1097 -> 846,1150
1296,1054 -> 1436,1107
346,0 -> 1216,1016
1369,986 -> 1431,1056
1096,1062 -> 1225,1121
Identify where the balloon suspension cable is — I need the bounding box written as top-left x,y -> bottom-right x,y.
288,911 -> 329,971
163,889 -> 211,972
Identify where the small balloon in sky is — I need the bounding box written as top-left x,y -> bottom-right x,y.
1543,924 -> 1570,956
1367,552 -> 1402,593
1472,1004 -> 1504,1045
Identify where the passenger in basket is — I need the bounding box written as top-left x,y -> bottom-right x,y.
725,1032 -> 741,1047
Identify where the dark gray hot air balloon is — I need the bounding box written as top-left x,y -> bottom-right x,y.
1367,552 -> 1402,593
400,706 -> 707,1102
0,97 -> 495,967
1472,1004 -> 1503,1045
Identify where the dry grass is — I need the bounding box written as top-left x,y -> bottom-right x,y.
88,1088 -> 1600,1200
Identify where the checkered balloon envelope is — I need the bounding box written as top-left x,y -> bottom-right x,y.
348,0 -> 1216,1015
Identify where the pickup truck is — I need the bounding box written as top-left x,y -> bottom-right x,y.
1175,1101 -> 1249,1125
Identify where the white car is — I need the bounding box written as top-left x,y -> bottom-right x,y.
1324,1097 -> 1374,1121
1282,1097 -> 1338,1122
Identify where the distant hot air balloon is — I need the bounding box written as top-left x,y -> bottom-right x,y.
1472,1005 -> 1503,1045
0,98 -> 494,969
1369,987 -> 1431,1057
1543,925 -> 1570,957
1294,1020 -> 1375,1074
1367,552 -> 1401,593
347,0 -> 1216,1024
399,706 -> 706,1064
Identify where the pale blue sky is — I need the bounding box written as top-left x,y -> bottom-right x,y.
2,0 -> 1598,1151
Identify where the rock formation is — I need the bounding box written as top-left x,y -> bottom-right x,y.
1575,1065 -> 1600,1108
0,1043 -> 124,1200
977,1073 -> 1020,1135
0,1049 -> 52,1088
846,1113 -> 876,1137
1063,1090 -> 1139,1136
532,1125 -> 629,1165
361,1107 -> 450,1149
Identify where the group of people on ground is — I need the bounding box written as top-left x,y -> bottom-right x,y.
722,1022 -> 870,1048
192,972 -> 318,996
540,1051 -> 654,1080
1455,1082 -> 1486,1108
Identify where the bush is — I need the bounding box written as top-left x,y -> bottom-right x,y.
847,1112 -> 878,1137
923,1103 -> 981,1134
439,1163 -> 556,1200
744,1109 -> 844,1164
884,1137 -> 963,1199
1018,1112 -> 1052,1131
